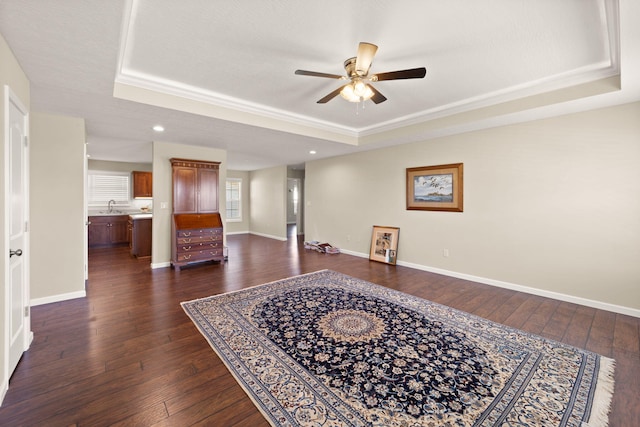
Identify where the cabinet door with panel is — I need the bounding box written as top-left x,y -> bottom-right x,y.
172,166 -> 198,213
88,216 -> 111,246
197,168 -> 219,212
88,215 -> 129,247
130,217 -> 152,258
132,171 -> 153,198
110,216 -> 129,244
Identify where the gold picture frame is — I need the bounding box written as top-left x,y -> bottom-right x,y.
369,225 -> 400,265
406,163 -> 463,212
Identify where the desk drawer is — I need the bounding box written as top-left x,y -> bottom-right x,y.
176,228 -> 222,238
177,241 -> 223,253
176,234 -> 222,244
176,249 -> 223,263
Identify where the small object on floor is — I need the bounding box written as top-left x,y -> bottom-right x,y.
304,241 -> 340,254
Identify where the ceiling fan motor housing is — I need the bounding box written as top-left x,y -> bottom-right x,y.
344,57 -> 360,77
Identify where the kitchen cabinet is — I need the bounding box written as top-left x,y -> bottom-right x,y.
88,215 -> 129,247
129,216 -> 152,258
172,213 -> 223,270
132,171 -> 152,199
171,158 -> 219,213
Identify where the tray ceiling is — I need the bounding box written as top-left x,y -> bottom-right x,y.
1,0 -> 637,170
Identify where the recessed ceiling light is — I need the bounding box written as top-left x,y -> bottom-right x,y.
152,125 -> 165,132
309,150 -> 317,154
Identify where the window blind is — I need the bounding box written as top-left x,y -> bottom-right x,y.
88,173 -> 130,204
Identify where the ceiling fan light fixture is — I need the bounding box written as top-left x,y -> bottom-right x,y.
353,79 -> 367,96
340,80 -> 374,103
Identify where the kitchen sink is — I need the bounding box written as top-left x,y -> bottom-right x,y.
98,210 -> 125,214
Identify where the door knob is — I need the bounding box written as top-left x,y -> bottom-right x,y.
10,249 -> 23,257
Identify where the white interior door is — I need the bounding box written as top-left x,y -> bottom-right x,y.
4,86 -> 30,380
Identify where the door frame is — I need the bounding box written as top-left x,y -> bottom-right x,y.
2,85 -> 32,402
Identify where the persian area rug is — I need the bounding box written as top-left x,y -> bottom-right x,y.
181,270 -> 615,426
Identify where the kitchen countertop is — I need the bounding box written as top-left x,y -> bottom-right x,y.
88,210 -> 152,217
129,213 -> 153,219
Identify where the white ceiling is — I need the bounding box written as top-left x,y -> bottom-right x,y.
0,0 -> 638,171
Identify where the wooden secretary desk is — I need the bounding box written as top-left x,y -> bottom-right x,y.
170,158 -> 224,270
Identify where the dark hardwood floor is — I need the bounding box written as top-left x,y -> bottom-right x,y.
1,232 -> 638,426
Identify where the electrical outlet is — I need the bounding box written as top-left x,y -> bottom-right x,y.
443,249 -> 450,257
347,234 -> 351,242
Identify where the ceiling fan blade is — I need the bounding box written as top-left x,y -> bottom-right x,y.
317,85 -> 347,103
368,85 -> 387,104
372,67 -> 427,81
355,42 -> 378,76
295,69 -> 344,79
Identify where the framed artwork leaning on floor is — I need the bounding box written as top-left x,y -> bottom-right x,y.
369,225 -> 399,265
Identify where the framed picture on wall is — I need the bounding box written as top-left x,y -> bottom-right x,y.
406,163 -> 463,212
369,225 -> 400,265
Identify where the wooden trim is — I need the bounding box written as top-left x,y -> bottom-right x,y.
170,158 -> 220,169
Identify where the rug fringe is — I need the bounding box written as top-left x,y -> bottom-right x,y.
582,356 -> 615,427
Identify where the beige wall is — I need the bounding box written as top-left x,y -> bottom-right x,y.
1,32 -> 30,399
249,166 -> 287,241
151,141 -> 227,267
306,102 -> 640,315
226,170 -> 250,234
88,159 -> 151,173
30,113 -> 86,303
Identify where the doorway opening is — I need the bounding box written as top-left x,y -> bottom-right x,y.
287,176 -> 303,240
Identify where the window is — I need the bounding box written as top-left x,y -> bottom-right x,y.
226,178 -> 242,221
88,171 -> 130,206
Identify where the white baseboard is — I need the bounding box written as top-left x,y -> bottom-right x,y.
229,230 -> 292,241
338,249 -> 368,258
31,290 -> 86,307
249,231 -> 288,241
338,249 -> 640,318
151,261 -> 171,269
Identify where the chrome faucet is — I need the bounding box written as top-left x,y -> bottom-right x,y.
108,199 -> 116,213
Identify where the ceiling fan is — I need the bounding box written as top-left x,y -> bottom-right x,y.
295,42 -> 426,104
